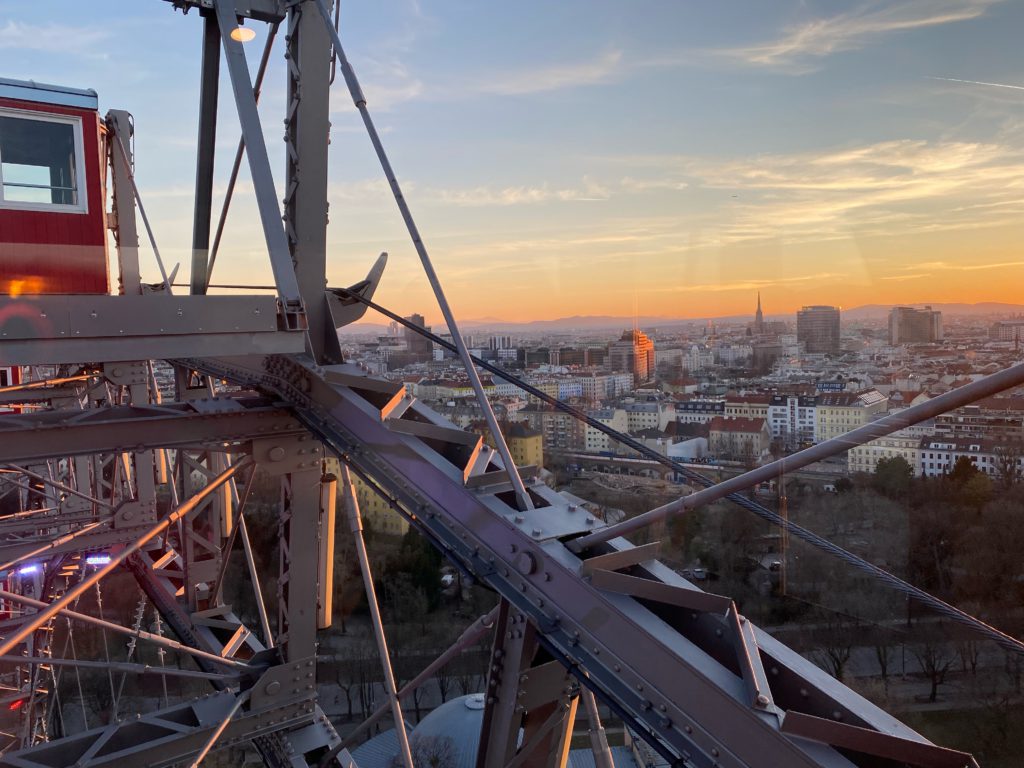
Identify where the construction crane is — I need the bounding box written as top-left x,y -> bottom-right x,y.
0,2 -> 1018,766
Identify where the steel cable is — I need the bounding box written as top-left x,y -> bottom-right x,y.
335,287 -> 1024,656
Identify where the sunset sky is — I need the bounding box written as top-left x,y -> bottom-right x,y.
3,0 -> 1024,324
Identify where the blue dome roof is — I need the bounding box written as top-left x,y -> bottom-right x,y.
407,693 -> 486,768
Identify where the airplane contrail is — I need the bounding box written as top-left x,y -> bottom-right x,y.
928,76 -> 1024,92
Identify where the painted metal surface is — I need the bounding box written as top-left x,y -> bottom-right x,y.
0,79 -> 98,110
0,96 -> 108,294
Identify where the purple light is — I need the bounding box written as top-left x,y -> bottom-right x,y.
17,564 -> 39,575
85,554 -> 111,566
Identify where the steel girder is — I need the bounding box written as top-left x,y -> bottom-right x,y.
178,352 -> 976,768
0,686 -> 354,768
0,295 -> 304,365
0,399 -> 304,464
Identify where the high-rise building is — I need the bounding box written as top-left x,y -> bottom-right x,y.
608,329 -> 655,384
889,306 -> 942,345
403,313 -> 433,360
989,319 -> 1024,343
796,305 -> 840,355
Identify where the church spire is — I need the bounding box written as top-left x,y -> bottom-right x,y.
754,291 -> 764,332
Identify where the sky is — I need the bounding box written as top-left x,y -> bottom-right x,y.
2,0 -> 1024,324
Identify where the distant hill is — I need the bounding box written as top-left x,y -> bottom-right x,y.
842,302 -> 1024,320
338,314 -> 710,335
459,315 -> 704,331
338,302 -> 1024,335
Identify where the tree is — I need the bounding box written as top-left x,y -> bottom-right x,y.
994,444 -> 1023,489
912,640 -> 956,703
948,455 -> 979,486
812,612 -> 855,682
961,472 -> 992,511
395,736 -> 456,768
384,531 -> 444,613
871,456 -> 913,499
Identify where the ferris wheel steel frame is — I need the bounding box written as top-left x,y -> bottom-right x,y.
0,2 -> 1011,767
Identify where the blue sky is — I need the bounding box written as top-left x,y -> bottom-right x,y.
3,0 -> 1023,321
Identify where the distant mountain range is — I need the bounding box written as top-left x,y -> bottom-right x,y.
839,302 -> 1024,320
339,302 -> 1024,335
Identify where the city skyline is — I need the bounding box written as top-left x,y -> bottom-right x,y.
3,1 -> 1024,320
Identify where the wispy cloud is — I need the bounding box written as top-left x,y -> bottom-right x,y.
474,50 -> 624,96
650,272 -> 844,294
880,273 -> 930,281
879,259 -> 1024,282
661,137 -> 1024,244
723,1 -> 1000,72
434,177 -> 611,206
0,20 -> 111,57
351,48 -> 627,111
325,173 -> 691,209
910,259 -> 1024,271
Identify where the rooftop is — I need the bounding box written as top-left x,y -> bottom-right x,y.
0,77 -> 98,110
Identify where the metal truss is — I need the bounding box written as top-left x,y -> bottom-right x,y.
184,352 -> 980,768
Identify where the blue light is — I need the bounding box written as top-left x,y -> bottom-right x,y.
17,564 -> 39,575
85,554 -> 111,566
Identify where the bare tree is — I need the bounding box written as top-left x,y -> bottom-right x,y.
435,659 -> 455,704
957,639 -> 980,677
393,735 -> 456,768
811,612 -> 855,682
912,640 -> 956,703
994,444 -> 1023,489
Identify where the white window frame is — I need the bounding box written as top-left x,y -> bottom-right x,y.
0,107 -> 88,214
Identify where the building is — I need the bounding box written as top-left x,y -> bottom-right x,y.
848,434 -> 922,475
553,347 -> 585,366
708,417 -> 771,462
768,394 -> 817,449
579,373 -> 634,402
989,319 -> 1024,343
585,408 -> 629,453
754,292 -> 764,334
504,422 -> 543,467
724,394 -> 770,421
674,398 -> 725,425
520,405 -> 585,453
816,389 -> 888,443
934,400 -> 1024,444
685,344 -> 715,372
888,306 -> 942,345
350,694 -> 643,768
624,401 -> 673,433
609,329 -> 655,384
919,437 -> 1024,479
714,344 -> 753,367
796,305 -> 841,355
351,474 -> 410,536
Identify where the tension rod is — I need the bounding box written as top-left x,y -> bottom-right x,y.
312,0 -> 533,511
